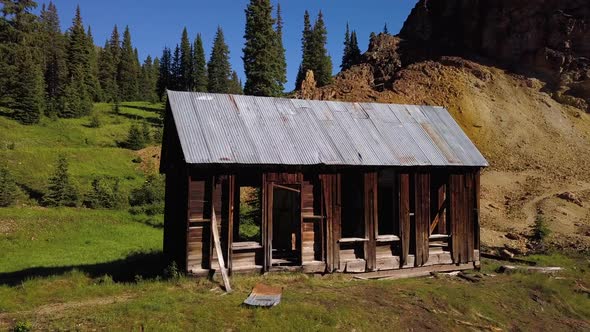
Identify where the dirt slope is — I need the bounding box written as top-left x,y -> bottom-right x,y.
301,38 -> 590,252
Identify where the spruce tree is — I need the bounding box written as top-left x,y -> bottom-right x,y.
12,47 -> 43,124
98,25 -> 120,102
383,23 -> 389,34
39,1 -> 66,117
126,123 -> 145,150
171,44 -> 181,90
192,34 -> 207,92
139,55 -> 158,102
0,166 -> 18,207
295,10 -> 312,89
310,11 -> 332,87
207,26 -> 231,93
44,155 -> 78,207
156,47 -> 171,99
275,3 -> 287,94
349,30 -> 362,66
228,71 -> 243,95
86,26 -> 102,101
63,5 -> 92,117
179,27 -> 193,91
243,0 -> 283,96
341,23 -> 351,70
117,26 -> 139,101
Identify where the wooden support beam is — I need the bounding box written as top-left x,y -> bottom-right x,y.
211,206 -> 231,292
399,174 -> 410,267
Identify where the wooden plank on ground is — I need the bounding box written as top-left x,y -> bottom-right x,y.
211,206 -> 231,292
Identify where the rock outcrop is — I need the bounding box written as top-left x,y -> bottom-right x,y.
400,0 -> 590,111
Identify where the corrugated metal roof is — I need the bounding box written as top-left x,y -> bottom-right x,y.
167,91 -> 489,167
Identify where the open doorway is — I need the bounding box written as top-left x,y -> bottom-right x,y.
271,185 -> 301,266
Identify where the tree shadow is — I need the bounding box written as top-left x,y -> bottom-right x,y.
0,251 -> 170,287
121,103 -> 163,115
115,111 -> 162,127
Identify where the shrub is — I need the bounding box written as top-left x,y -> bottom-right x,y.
88,112 -> 101,128
142,122 -> 151,144
0,166 -> 18,207
129,174 -> 165,215
83,177 -> 126,209
43,155 -> 78,207
13,321 -> 32,332
153,127 -> 163,144
126,124 -> 145,150
534,215 -> 551,242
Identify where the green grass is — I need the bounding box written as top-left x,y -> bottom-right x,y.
0,101 -> 164,197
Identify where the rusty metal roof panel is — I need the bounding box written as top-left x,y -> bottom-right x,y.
166,91 -> 488,167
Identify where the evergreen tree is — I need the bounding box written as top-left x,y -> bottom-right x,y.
171,44 -> 181,90
341,23 -> 351,70
349,30 -> 361,66
207,26 -> 231,93
295,10 -> 312,89
156,47 -> 171,99
243,0 -> 283,96
0,166 -> 18,207
63,5 -> 92,117
228,71 -> 243,95
192,33 -> 207,92
44,155 -> 78,207
86,26 -> 102,101
309,11 -> 332,87
142,121 -> 151,143
117,26 -> 139,101
275,3 -> 287,93
126,123 -> 145,150
98,25 -> 120,102
179,27 -> 193,90
383,23 -> 389,34
39,1 -> 66,117
139,55 -> 158,102
12,47 -> 44,124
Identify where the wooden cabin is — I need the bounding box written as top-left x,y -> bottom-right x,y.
160,91 -> 488,278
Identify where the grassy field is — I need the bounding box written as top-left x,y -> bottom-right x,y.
0,102 -> 163,198
0,104 -> 589,331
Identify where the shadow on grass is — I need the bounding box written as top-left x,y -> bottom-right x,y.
0,251 -> 170,286
115,111 -> 162,127
121,103 -> 163,114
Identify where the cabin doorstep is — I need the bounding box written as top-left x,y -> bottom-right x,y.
160,91 -> 488,278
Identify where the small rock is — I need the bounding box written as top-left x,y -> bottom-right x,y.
557,192 -> 584,207
505,233 -> 520,240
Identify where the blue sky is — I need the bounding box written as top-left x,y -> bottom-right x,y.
43,0 -> 417,91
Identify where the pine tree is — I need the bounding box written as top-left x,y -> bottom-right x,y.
383,23 -> 389,34
275,3 -> 287,94
139,55 -> 158,102
192,33 -> 207,92
156,47 -> 171,99
0,166 -> 18,207
295,10 -> 312,89
207,26 -> 231,93
98,25 -> 120,102
86,26 -> 102,101
309,11 -> 332,87
228,71 -> 243,95
349,30 -> 362,66
117,26 -> 139,101
341,23 -> 351,70
126,123 -> 145,150
44,155 -> 78,207
171,44 -> 181,90
12,47 -> 44,124
179,27 -> 193,91
39,1 -> 66,117
62,5 -> 92,118
243,0 -> 283,96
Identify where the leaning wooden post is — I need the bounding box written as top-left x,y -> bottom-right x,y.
211,206 -> 231,292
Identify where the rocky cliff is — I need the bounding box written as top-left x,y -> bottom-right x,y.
400,0 -> 590,111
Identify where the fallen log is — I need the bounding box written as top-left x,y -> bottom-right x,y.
498,265 -> 562,274
458,272 -> 481,283
481,252 -> 537,266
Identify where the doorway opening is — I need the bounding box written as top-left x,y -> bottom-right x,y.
271,184 -> 301,266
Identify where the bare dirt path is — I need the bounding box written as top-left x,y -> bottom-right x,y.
522,182 -> 590,226
0,294 -> 134,323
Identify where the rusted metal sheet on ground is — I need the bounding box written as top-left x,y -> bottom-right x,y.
243,284 -> 282,307
167,91 -> 488,167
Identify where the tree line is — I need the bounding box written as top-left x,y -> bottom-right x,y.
1,0 -> 388,126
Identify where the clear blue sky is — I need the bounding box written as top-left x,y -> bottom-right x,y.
43,0 -> 417,91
